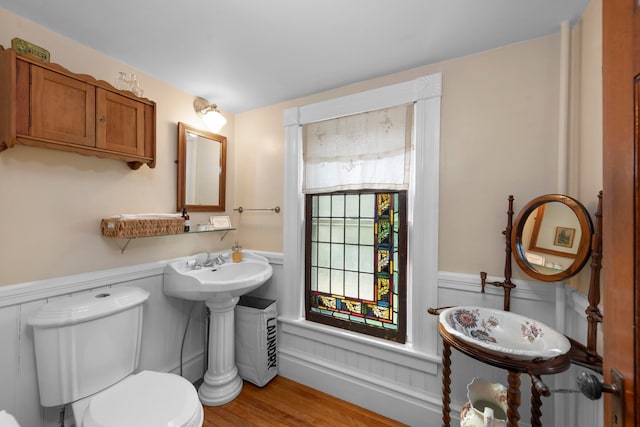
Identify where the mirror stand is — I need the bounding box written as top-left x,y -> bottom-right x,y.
586,191 -> 604,358
480,193 -> 604,374
430,193 -> 603,426
569,191 -> 603,373
480,195 -> 517,311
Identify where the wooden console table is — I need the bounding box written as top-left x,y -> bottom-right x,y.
435,193 -> 603,427
438,323 -> 572,427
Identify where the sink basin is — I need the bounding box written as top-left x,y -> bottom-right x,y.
164,251 -> 273,301
439,306 -> 571,361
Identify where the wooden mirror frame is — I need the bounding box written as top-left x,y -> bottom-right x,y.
177,122 -> 227,212
511,194 -> 593,282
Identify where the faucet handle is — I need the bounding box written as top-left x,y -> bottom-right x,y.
186,259 -> 202,270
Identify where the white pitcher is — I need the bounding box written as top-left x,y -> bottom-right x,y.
460,378 -> 508,427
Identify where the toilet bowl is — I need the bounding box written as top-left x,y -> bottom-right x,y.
0,410 -> 21,427
77,371 -> 202,427
28,286 -> 203,427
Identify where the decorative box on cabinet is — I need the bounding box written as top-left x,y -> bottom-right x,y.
0,44 -> 156,169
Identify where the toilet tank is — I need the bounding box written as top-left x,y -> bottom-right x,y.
28,286 -> 150,407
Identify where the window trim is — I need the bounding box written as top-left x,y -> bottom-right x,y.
283,73 -> 442,352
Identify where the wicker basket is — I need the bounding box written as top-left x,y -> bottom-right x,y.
101,217 -> 184,238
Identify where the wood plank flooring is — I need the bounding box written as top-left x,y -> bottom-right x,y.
202,376 -> 407,426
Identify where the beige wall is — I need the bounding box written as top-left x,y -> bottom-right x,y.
237,5 -> 602,292
237,34 -> 568,280
567,0 -> 602,293
0,7 -> 237,286
1,3 -> 602,291
573,0 -> 603,207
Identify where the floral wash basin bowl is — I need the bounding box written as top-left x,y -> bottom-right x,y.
439,306 -> 571,361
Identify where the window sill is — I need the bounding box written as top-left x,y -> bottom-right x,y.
278,316 -> 440,374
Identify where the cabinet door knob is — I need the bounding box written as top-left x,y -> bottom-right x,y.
98,115 -> 106,122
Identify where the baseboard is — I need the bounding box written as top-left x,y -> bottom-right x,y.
278,348 -> 446,426
168,351 -> 205,384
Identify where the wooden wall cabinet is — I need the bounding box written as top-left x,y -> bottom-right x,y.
0,45 -> 156,169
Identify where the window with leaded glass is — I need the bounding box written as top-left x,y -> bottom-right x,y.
305,191 -> 407,343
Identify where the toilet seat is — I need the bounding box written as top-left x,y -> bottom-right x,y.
82,371 -> 203,427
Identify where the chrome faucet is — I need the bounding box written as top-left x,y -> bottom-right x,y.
203,253 -> 216,267
203,253 -> 225,267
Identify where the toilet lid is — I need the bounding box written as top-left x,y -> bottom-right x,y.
83,371 -> 203,427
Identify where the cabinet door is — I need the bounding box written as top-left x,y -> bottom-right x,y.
30,66 -> 95,146
95,88 -> 145,156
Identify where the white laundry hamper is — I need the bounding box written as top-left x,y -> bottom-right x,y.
234,296 -> 278,387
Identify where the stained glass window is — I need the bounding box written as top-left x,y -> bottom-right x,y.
305,191 -> 407,343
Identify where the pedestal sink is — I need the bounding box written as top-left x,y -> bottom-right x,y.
439,306 -> 571,361
164,251 -> 273,406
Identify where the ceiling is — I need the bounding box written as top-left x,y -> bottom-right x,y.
0,0 -> 589,113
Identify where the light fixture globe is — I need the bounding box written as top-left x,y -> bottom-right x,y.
194,97 -> 227,133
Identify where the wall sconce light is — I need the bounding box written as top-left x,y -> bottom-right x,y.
194,97 -> 227,133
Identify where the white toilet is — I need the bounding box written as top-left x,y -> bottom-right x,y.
29,286 -> 203,427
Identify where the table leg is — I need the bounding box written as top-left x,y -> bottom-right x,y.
507,371 -> 521,427
441,340 -> 452,427
530,381 -> 542,427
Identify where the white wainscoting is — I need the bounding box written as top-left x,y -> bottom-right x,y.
0,253 -> 602,427
278,268 -> 603,427
0,259 -> 208,427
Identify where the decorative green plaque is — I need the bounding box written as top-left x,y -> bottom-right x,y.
11,37 -> 50,62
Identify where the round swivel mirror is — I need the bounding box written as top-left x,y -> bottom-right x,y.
511,194 -> 593,282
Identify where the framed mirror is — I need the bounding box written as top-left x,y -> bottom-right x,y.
177,122 -> 226,212
511,194 -> 593,282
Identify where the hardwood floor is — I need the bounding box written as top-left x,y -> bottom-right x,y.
202,376 -> 407,426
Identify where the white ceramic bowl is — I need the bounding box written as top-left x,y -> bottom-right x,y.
439,306 -> 571,361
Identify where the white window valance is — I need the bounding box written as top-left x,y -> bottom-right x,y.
302,103 -> 413,194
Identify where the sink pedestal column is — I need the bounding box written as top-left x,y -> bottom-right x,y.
198,297 -> 243,406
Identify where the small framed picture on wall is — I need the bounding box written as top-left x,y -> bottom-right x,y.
553,226 -> 575,248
